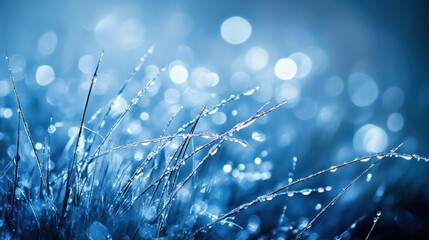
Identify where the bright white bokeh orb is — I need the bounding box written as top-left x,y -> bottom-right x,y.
221,16 -> 252,45
274,58 -> 297,80
36,65 -> 55,86
170,65 -> 189,84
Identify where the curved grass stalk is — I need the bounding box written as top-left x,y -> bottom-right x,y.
86,46 -> 155,152
90,70 -> 160,159
116,100 -> 289,218
295,161 -> 379,239
193,147 -> 423,237
365,211 -> 381,240
6,52 -> 48,190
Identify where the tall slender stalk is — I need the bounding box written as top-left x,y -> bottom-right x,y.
61,51 -> 103,220
9,111 -> 21,230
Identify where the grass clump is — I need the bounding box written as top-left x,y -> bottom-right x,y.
0,50 -> 427,240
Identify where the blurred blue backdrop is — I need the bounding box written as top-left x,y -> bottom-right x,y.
1,0 -> 429,238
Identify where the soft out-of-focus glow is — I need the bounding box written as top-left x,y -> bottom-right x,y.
245,47 -> 269,70
293,98 -> 318,120
348,72 -> 378,107
230,72 -> 251,91
0,108 -> 13,119
289,52 -> 312,79
0,80 -> 10,97
140,112 -> 149,121
95,16 -> 120,46
111,96 -> 128,117
68,127 -> 79,138
307,46 -> 329,74
176,45 -> 194,63
48,125 -> 56,134
126,121 -> 143,135
35,142 -> 43,150
353,124 -> 388,153
134,151 -> 144,161
46,82 -> 68,107
382,87 -> 405,111
324,76 -> 344,97
247,215 -> 261,234
223,164 -> 232,173
191,67 -> 219,89
274,58 -> 298,80
275,81 -> 301,104
317,105 -> 342,132
253,83 -> 273,103
387,112 -> 404,132
169,65 -> 188,84
119,19 -> 145,49
9,55 -> 27,78
38,31 -> 57,56
78,55 -> 95,74
206,72 -> 219,87
145,65 -> 160,79
220,16 -> 252,45
252,131 -> 266,142
164,88 -> 180,104
35,65 -> 55,86
95,16 -> 144,49
212,112 -> 227,125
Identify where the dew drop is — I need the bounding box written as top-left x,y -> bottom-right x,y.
400,155 -> 412,160
208,108 -> 219,115
239,119 -> 256,130
201,134 -> 211,139
243,88 -> 256,96
209,147 -> 218,156
301,189 -> 312,196
315,204 -> 322,210
366,173 -> 372,182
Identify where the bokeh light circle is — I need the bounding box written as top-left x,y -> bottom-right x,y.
245,47 -> 269,70
274,58 -> 297,80
221,16 -> 252,45
347,72 -> 378,107
170,65 -> 189,84
289,52 -> 312,79
36,65 -> 55,86
387,113 -> 404,132
353,124 -> 388,153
